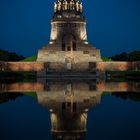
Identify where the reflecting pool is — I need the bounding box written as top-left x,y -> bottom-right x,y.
0,80 -> 140,140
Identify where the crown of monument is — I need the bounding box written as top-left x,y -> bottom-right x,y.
54,0 -> 83,13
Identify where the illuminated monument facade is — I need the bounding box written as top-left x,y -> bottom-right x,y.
1,0 -> 139,75
37,0 -> 102,72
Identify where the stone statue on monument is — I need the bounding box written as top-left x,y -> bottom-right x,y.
76,1 -> 79,11
54,2 -> 57,12
57,1 -> 61,11
80,2 -> 83,13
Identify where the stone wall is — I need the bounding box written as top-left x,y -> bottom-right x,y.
96,61 -> 140,71
0,61 -> 140,72
0,62 -> 45,71
50,20 -> 87,44
0,83 -> 44,92
37,50 -> 101,63
96,62 -> 133,71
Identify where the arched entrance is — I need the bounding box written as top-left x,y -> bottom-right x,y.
62,34 -> 76,51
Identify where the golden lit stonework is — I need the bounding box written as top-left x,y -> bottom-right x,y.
37,0 -> 102,75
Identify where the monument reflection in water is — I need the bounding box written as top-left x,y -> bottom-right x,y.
37,81 -> 101,140
1,80 -> 140,140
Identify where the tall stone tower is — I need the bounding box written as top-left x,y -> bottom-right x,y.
37,0 -> 102,72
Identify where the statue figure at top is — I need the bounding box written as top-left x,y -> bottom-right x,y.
70,0 -> 73,10
64,0 -> 68,10
54,2 -> 57,12
53,0 -> 83,13
80,2 -> 83,13
57,1 -> 61,11
76,1 -> 79,11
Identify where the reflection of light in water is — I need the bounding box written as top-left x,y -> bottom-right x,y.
1,82 -> 140,92
36,82 -> 102,140
0,81 -> 140,140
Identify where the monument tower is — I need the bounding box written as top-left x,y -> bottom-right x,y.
37,0 -> 102,72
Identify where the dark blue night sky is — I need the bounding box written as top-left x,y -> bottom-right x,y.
0,0 -> 140,57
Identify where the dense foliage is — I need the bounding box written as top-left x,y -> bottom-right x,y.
0,93 -> 23,104
0,49 -> 25,61
112,92 -> 140,102
111,51 -> 140,61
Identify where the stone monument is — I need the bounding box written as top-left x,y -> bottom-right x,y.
37,0 -> 102,73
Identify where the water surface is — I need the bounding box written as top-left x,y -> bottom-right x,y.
0,80 -> 140,140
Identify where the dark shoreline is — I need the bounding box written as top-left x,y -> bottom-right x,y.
106,71 -> 140,81
0,71 -> 37,82
0,71 -> 140,82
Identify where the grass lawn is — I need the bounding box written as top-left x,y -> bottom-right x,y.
21,55 -> 37,62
